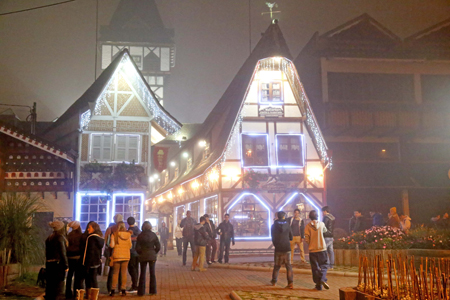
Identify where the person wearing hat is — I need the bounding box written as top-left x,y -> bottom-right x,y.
387,207 -> 400,229
65,220 -> 82,299
203,214 -> 217,265
45,220 -> 68,300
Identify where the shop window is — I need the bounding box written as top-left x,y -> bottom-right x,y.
280,193 -> 319,222
276,134 -> 305,167
241,134 -> 269,167
114,194 -> 143,227
91,134 -> 112,161
115,135 -> 139,163
79,195 -> 108,231
260,82 -> 282,103
227,194 -> 270,239
204,196 -> 219,225
176,205 -> 185,227
188,201 -> 200,222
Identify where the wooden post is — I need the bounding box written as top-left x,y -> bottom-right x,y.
402,189 -> 410,216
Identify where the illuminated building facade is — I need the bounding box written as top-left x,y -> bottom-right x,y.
148,22 -> 331,248
295,14 -> 450,226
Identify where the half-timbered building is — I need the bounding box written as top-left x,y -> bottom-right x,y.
44,49 -> 181,231
148,22 -> 331,248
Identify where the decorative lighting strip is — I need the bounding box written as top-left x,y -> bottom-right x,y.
0,125 -> 75,163
80,110 -> 91,130
279,192 -> 322,222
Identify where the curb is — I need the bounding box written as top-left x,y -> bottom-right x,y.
229,290 -> 241,300
210,264 -> 358,278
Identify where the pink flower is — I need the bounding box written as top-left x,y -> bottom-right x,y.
375,240 -> 378,242
383,246 -> 386,249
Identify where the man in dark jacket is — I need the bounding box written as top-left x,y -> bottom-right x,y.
180,211 -> 197,266
46,221 -> 69,300
370,211 -> 384,227
271,211 -> 294,289
158,221 -> 169,256
136,221 -> 160,296
322,206 -> 335,269
192,217 -> 210,271
127,217 -> 141,292
66,221 -> 82,299
349,209 -> 366,233
203,214 -> 217,264
217,214 -> 235,264
287,209 -> 306,263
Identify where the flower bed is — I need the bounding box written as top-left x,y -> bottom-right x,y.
334,225 -> 450,250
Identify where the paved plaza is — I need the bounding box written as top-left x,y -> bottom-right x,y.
95,251 -> 357,299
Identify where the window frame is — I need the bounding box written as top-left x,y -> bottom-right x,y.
260,81 -> 283,104
275,134 -> 305,168
240,133 -> 270,168
114,134 -> 140,163
89,133 -> 141,164
90,133 -> 113,162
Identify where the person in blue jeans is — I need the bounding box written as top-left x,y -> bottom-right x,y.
321,206 -> 335,270
305,210 -> 329,291
270,211 -> 294,289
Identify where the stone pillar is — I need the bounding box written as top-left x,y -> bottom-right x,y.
402,189 -> 410,216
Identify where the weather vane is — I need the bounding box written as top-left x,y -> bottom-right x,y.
261,2 -> 280,21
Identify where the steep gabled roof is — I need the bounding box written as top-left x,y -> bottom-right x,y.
405,17 -> 450,43
151,22 -> 314,197
47,49 -> 181,134
99,0 -> 174,44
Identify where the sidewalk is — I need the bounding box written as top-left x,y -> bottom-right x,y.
92,251 -> 357,299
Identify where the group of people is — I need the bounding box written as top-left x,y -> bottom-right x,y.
349,207 -> 412,234
270,206 -> 335,291
174,211 -> 235,270
431,213 -> 450,229
44,214 -> 160,300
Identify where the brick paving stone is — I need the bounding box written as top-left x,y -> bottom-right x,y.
96,251 -> 357,299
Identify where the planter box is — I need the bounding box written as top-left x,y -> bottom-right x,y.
340,287 -> 382,300
0,263 -> 22,289
334,249 -> 450,267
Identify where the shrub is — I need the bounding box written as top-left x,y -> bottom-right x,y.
0,193 -> 45,265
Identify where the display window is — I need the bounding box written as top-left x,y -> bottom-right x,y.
280,193 -> 321,222
204,195 -> 218,225
78,194 -> 109,231
227,193 -> 271,239
113,194 -> 143,227
241,134 -> 269,167
276,134 -> 305,167
188,201 -> 200,222
175,205 -> 185,226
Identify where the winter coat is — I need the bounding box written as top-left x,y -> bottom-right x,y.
372,213 -> 384,227
45,232 -> 68,270
174,225 -> 183,239
271,219 -> 293,252
67,229 -> 82,258
194,223 -> 210,246
400,216 -> 411,233
305,220 -> 327,253
217,221 -> 235,243
136,230 -> 160,262
180,216 -> 196,238
323,213 -> 335,238
204,221 -> 217,239
287,217 -> 305,238
388,214 -> 401,229
82,234 -> 104,268
129,226 -> 141,257
158,226 -> 169,240
349,216 -> 366,233
110,231 -> 132,261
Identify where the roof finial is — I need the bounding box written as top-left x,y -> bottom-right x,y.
261,2 -> 280,21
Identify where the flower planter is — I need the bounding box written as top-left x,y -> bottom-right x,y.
334,249 -> 450,267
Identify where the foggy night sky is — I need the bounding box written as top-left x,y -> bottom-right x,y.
0,0 -> 449,124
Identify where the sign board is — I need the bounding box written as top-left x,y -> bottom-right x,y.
153,146 -> 169,173
259,106 -> 284,118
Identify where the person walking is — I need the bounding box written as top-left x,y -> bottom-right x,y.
158,221 -> 169,257
127,217 -> 141,292
82,221 -> 104,300
305,210 -> 329,291
174,221 -> 183,256
203,214 -> 217,264
136,221 -> 160,296
287,209 -> 306,264
387,207 -> 401,229
109,221 -> 132,296
349,209 -> 365,233
105,214 -> 123,294
192,217 -> 210,271
45,221 -> 68,300
217,214 -> 235,264
65,220 -> 82,299
270,211 -> 294,289
322,206 -> 335,270
180,211 -> 196,266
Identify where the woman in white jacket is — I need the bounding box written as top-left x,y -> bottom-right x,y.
109,221 -> 132,296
